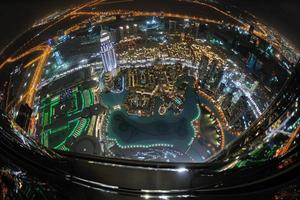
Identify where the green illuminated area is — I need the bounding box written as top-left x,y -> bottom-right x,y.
39,86 -> 95,151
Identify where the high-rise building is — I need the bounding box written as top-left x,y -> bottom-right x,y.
100,30 -> 117,75
54,51 -> 63,66
222,92 -> 233,110
216,82 -> 226,96
250,81 -> 259,93
110,28 -> 118,43
0,91 -> 4,110
207,60 -> 218,79
15,103 -> 33,131
125,25 -> 130,36
212,69 -> 224,92
195,22 -> 200,38
119,26 -> 124,40
198,55 -> 209,81
169,20 -> 177,34
133,24 -> 138,36
246,53 -> 257,71
228,95 -> 248,124
0,81 -> 8,111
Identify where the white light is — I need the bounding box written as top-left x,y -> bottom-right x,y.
142,194 -> 151,199
176,167 -> 188,173
159,195 -> 169,200
100,36 -> 110,42
80,59 -> 87,63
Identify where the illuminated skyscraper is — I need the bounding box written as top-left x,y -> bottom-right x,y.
54,51 -> 63,66
246,53 -> 257,71
228,95 -> 248,124
119,26 -> 124,40
198,55 -> 209,80
125,25 -> 130,36
100,31 -> 117,75
133,24 -> 138,36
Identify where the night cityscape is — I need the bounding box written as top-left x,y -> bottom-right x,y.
0,0 -> 299,199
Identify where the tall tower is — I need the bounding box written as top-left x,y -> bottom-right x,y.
100,30 -> 117,75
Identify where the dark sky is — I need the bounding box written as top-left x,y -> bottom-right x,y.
226,0 -> 300,50
0,0 -> 300,50
0,0 -> 86,51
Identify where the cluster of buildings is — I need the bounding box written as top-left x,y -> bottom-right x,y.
98,25 -> 256,135
124,64 -> 185,117
197,55 -> 224,92
221,93 -> 248,125
91,15 -> 279,146
117,40 -> 225,66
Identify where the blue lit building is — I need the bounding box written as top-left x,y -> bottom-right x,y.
53,51 -> 63,66
100,31 -> 117,75
246,53 -> 257,71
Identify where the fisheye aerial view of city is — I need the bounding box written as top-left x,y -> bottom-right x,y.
0,0 -> 299,199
